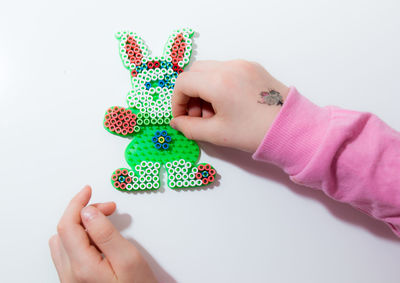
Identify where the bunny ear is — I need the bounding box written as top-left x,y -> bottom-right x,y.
163,28 -> 194,73
115,31 -> 149,77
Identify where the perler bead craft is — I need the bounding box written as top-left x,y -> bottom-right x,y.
104,28 -> 217,191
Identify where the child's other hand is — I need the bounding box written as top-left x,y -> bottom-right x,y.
170,60 -> 289,152
49,186 -> 157,283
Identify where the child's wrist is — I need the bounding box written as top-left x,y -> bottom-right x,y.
250,86 -> 290,153
252,87 -> 330,176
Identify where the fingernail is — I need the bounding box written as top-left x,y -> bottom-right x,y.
81,206 -> 98,222
170,119 -> 178,130
80,185 -> 90,192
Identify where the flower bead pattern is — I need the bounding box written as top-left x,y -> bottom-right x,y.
152,130 -> 172,150
195,164 -> 216,185
111,169 -> 133,190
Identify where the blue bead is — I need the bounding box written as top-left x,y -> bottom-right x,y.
162,143 -> 169,149
155,143 -> 162,149
165,136 -> 171,142
152,137 -> 157,143
155,131 -> 161,137
145,82 -> 151,90
158,80 -> 165,87
161,130 -> 167,136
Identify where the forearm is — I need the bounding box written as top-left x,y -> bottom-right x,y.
253,87 -> 400,236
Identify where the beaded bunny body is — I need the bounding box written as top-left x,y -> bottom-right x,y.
103,28 -> 217,191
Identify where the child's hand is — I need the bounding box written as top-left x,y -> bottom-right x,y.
170,60 -> 289,152
49,186 -> 157,283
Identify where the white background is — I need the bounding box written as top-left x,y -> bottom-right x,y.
1,0 -> 400,282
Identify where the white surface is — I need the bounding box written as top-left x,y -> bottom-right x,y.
1,0 -> 400,282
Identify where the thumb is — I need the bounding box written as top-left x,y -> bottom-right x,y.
170,116 -> 216,142
81,206 -> 139,268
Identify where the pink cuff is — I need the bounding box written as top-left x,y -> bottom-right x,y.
252,86 -> 331,176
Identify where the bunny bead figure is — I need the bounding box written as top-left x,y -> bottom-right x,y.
103,28 -> 217,191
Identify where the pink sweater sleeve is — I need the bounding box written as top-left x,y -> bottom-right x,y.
253,87 -> 400,237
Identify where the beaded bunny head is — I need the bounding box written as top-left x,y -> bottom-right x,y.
116,28 -> 193,121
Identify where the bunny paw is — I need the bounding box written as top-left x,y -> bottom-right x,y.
104,106 -> 139,136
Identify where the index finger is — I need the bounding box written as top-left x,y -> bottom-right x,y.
172,71 -> 212,118
57,186 -> 101,264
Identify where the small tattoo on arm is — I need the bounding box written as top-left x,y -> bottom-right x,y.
257,89 -> 284,106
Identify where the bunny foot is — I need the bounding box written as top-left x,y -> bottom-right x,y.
166,159 -> 216,189
111,161 -> 161,191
